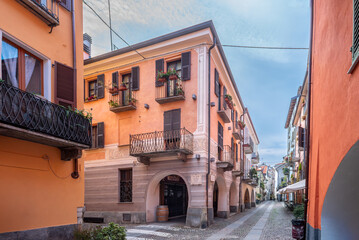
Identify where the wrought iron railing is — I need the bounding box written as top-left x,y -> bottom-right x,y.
109,91 -> 137,109
0,81 -> 91,147
20,0 -> 60,22
130,128 -> 193,156
155,79 -> 185,100
244,133 -> 254,150
220,145 -> 234,165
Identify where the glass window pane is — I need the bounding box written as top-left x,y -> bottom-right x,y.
25,54 -> 42,95
1,41 -> 19,87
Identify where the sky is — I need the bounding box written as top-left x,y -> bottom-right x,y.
83,0 -> 310,166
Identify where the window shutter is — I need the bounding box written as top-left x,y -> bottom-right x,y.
235,111 -> 238,126
97,74 -> 105,99
236,143 -> 239,162
181,51 -> 191,80
353,0 -> 359,60
59,0 -> 71,11
214,69 -> 219,97
97,122 -> 104,148
298,127 -> 305,148
231,109 -> 234,122
155,59 -> 164,87
172,109 -> 181,130
112,72 -> 119,86
131,66 -> 140,91
223,86 -> 227,109
55,62 -> 75,107
218,122 -> 223,150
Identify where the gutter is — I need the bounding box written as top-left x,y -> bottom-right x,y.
72,0 -> 77,107
206,37 -> 216,228
304,0 -> 314,237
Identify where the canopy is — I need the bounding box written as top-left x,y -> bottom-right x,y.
284,180 -> 306,193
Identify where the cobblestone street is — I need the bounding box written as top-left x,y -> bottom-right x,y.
120,201 -> 293,240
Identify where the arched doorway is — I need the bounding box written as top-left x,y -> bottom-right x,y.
229,182 -> 238,212
321,141 -> 359,239
244,188 -> 251,209
146,172 -> 190,222
213,176 -> 228,218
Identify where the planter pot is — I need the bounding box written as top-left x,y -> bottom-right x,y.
238,121 -> 245,129
169,74 -> 178,81
118,84 -> 128,91
109,87 -> 119,94
158,77 -> 167,83
292,219 -> 305,239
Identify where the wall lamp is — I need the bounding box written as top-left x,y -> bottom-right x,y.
144,104 -> 149,109
210,102 -> 216,107
192,94 -> 197,100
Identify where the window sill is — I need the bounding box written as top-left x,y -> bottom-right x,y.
117,202 -> 134,204
348,55 -> 359,74
85,98 -> 98,103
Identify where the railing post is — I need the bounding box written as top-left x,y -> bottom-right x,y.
155,131 -> 157,152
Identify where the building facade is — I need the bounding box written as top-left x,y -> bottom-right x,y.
307,0 -> 359,239
82,21 -> 260,228
0,0 -> 88,238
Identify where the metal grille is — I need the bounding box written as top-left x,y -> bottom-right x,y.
109,91 -> 136,108
220,145 -> 234,165
120,180 -> 132,202
155,79 -> 185,100
130,128 -> 193,156
354,0 -> 359,60
0,81 -> 92,147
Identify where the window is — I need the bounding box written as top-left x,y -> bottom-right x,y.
119,169 -> 132,202
167,60 -> 181,97
91,122 -> 104,149
353,0 -> 359,61
88,80 -> 96,98
91,125 -> 97,149
59,0 -> 71,11
218,122 -> 223,160
1,39 -> 42,95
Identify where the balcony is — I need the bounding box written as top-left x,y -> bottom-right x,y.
251,152 -> 259,164
155,80 -> 185,104
17,0 -> 59,27
243,171 -> 258,186
0,81 -> 91,151
217,95 -> 231,123
216,145 -> 234,171
130,128 -> 193,165
109,91 -> 136,113
244,133 -> 254,154
232,122 -> 243,141
232,170 -> 243,177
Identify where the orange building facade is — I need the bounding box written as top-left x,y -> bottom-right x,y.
308,0 -> 359,239
82,21 -> 259,227
0,0 -> 89,238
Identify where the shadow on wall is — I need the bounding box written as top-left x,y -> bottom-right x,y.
321,140 -> 359,239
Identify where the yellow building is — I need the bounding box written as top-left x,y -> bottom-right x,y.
0,0 -> 88,238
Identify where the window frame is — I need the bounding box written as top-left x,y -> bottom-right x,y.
88,80 -> 97,98
119,169 -> 133,203
59,0 -> 72,11
1,38 -> 44,95
91,124 -> 98,149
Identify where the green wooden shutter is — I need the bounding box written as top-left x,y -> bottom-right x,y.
131,66 -> 140,91
97,74 -> 105,99
97,122 -> 105,148
214,69 -> 219,97
218,122 -> 223,150
181,51 -> 191,80
353,0 -> 359,60
155,59 -> 164,87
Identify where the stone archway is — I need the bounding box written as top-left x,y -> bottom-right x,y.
244,188 -> 251,209
213,176 -> 228,218
229,182 -> 238,213
145,171 -> 190,223
321,141 -> 359,239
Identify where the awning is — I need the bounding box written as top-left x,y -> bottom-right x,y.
284,180 -> 306,193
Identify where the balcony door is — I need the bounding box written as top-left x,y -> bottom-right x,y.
164,109 -> 181,150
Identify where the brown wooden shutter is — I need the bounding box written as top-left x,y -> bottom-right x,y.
231,138 -> 234,157
298,127 -> 305,148
155,59 -> 164,87
231,109 -> 234,122
214,69 -> 219,97
181,51 -> 191,80
97,122 -> 104,148
164,111 -> 172,132
235,111 -> 238,126
55,62 -> 75,107
131,66 -> 140,91
97,74 -> 105,99
164,109 -> 181,131
223,86 -> 227,110
218,122 -> 223,150
112,72 -> 119,86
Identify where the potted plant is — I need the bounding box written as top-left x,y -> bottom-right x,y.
109,83 -> 119,94
238,120 -> 245,129
118,82 -> 128,91
224,94 -> 233,109
85,95 -> 97,102
176,82 -> 184,95
168,69 -> 178,81
157,71 -> 168,82
129,97 -> 137,105
292,204 -> 305,239
108,100 -> 119,108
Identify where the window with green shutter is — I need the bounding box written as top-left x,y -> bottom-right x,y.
353,0 -> 359,61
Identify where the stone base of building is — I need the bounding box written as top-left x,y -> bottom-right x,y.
186,207 -> 208,228
207,208 -> 214,225
230,205 -> 238,213
245,202 -> 251,209
217,211 -> 229,218
240,204 -> 245,212
0,224 -> 77,240
84,211 -> 146,224
251,202 -> 256,208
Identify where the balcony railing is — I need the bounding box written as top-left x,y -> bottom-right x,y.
232,122 -> 243,141
216,145 -> 234,171
251,152 -> 259,164
109,91 -> 136,113
130,128 -> 193,158
243,170 -> 258,186
244,132 -> 254,154
155,80 -> 185,104
217,95 -> 231,123
17,0 -> 60,27
0,81 -> 91,148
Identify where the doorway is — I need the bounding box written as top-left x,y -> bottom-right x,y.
213,182 -> 219,217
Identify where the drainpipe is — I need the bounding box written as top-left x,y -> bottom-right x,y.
304,0 -> 314,238
206,37 -> 216,226
71,0 -> 77,107
71,158 -> 80,179
239,108 -> 247,211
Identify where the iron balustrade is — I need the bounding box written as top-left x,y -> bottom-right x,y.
155,79 -> 185,100
0,81 -> 92,147
130,128 -> 193,156
244,131 -> 254,150
18,0 -> 60,25
109,91 -> 136,109
220,145 -> 234,166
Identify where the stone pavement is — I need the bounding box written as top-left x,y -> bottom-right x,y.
91,201 -> 294,239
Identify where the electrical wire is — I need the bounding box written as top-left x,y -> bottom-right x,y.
220,44 -> 308,50
83,0 -> 146,59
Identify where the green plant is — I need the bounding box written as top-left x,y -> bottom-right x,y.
224,94 -> 232,101
256,193 -> 262,199
0,78 -> 4,83
249,168 -> 257,179
167,69 -> 178,77
157,70 -> 168,80
74,223 -> 126,240
260,181 -> 265,190
283,167 -> 290,176
293,204 -> 305,220
108,100 -> 119,108
129,97 -> 137,103
298,162 -> 302,171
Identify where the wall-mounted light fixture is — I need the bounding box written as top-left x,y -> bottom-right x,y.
144,104 -> 149,109
195,154 -> 200,160
228,126 -> 231,130
192,94 -> 197,100
210,102 -> 216,107
210,157 -> 215,162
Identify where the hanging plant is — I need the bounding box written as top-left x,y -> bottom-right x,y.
168,69 -> 178,81
109,83 -> 119,94
118,82 -> 128,91
157,71 -> 168,82
238,120 -> 245,129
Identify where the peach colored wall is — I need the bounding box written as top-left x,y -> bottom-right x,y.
0,0 -> 84,233
83,50 -> 198,147
308,0 -> 359,230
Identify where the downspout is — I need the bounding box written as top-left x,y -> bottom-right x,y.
239,108 -> 247,211
206,37 -> 216,226
304,0 -> 314,237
